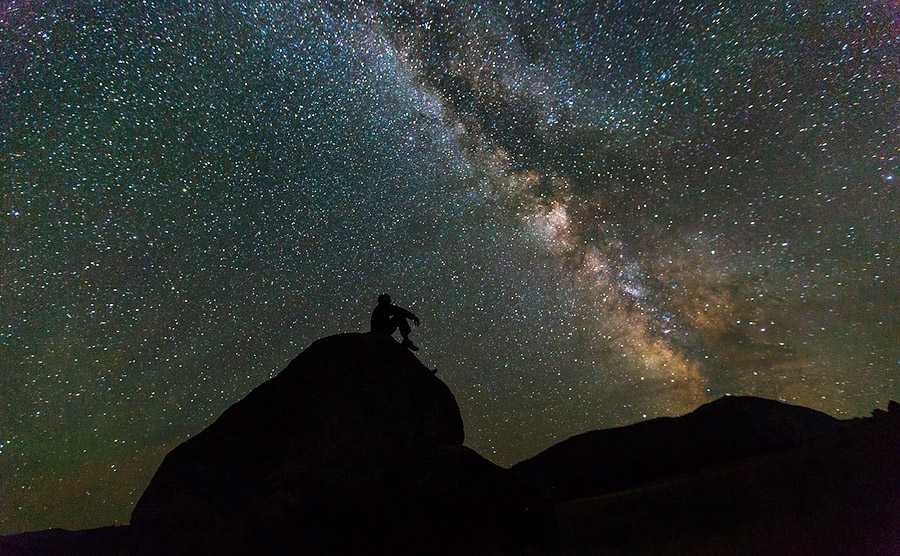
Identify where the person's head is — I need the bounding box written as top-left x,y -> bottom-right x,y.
377,293 -> 391,306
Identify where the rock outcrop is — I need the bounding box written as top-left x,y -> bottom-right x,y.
129,332 -> 549,555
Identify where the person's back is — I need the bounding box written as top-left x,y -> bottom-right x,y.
370,293 -> 420,351
370,301 -> 393,335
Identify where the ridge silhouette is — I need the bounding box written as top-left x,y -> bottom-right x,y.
1,333 -> 898,556
512,395 -> 841,502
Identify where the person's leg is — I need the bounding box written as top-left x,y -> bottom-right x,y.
386,315 -> 403,336
374,323 -> 398,337
397,318 -> 411,340
391,316 -> 418,351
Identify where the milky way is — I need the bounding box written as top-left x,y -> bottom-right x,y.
1,0 -> 897,532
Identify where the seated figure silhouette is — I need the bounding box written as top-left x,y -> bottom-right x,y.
371,293 -> 420,351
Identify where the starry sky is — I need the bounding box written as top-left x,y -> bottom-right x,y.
1,0 -> 897,534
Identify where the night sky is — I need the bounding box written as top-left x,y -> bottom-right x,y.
1,0 -> 897,533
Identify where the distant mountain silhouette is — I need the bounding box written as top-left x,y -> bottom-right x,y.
551,405 -> 900,555
1,334 -> 898,555
512,395 -> 842,502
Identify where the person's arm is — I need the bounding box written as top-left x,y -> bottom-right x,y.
392,305 -> 420,325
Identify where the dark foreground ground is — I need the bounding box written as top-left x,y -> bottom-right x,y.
3,334 -> 898,555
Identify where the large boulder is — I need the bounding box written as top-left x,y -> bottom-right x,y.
130,332 -> 550,555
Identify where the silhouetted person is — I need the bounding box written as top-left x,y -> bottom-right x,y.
371,293 -> 420,351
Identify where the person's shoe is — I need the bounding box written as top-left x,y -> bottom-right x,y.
402,338 -> 419,351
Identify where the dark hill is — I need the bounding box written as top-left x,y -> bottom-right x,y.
0,527 -> 130,556
512,395 -> 841,502
554,406 -> 900,555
